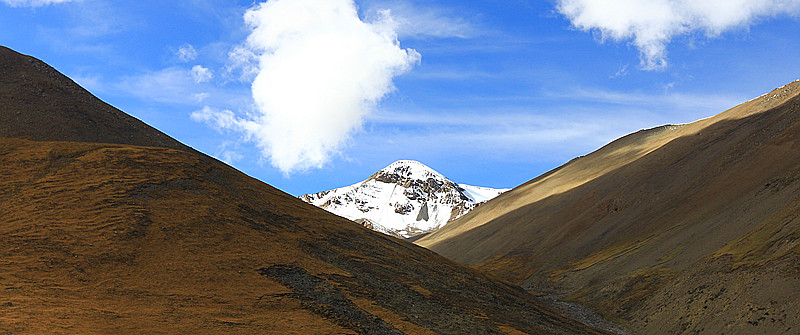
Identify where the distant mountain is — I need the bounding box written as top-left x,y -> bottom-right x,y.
0,46 -> 606,334
417,79 -> 800,334
300,160 -> 508,238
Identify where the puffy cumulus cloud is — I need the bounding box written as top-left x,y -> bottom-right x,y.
201,0 -> 420,174
176,44 -> 198,62
1,0 -> 74,7
557,0 -> 800,70
191,65 -> 213,83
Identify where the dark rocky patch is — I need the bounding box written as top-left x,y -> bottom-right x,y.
258,264 -> 402,335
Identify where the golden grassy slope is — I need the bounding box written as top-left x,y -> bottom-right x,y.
0,138 -> 606,334
417,80 -> 800,334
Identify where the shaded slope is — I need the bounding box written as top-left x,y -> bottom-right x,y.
0,46 -> 604,334
0,138 -> 604,334
417,80 -> 800,334
0,46 -> 190,152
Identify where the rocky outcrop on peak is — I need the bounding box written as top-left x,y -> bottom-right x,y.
300,160 -> 508,238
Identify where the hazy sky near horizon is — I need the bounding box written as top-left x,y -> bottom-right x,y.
2,0 -> 800,195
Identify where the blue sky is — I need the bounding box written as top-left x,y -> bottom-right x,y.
2,0 -> 799,196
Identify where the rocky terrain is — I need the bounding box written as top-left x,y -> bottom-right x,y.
417,80 -> 800,334
0,46 -> 606,334
301,160 -> 507,238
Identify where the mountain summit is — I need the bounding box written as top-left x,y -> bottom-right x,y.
300,160 -> 508,237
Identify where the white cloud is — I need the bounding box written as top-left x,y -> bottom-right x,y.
116,67 -> 209,105
191,107 -> 247,131
610,64 -> 629,79
193,92 -> 210,103
191,65 -> 213,83
225,45 -> 259,82
101,66 -> 250,109
218,149 -> 244,165
34,0 -> 127,45
200,0 -> 420,174
557,0 -> 800,70
362,1 -> 476,39
176,44 -> 198,62
556,87 -> 746,112
1,0 -> 74,7
214,141 -> 245,165
355,109 -> 657,164
358,84 -> 750,162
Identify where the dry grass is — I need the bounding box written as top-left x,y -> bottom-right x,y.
0,138 -> 605,334
415,80 -> 800,334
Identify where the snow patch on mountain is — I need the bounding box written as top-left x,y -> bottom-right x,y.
300,160 -> 508,238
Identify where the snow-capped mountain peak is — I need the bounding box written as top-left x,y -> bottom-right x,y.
369,160 -> 447,182
300,160 -> 508,238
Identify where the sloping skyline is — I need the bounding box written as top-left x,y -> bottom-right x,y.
2,0 -> 799,195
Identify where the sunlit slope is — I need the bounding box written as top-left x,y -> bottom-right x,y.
417,80 -> 800,334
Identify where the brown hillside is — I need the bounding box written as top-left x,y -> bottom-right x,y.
0,46 -> 190,152
0,138 -> 608,334
417,80 -> 800,334
0,46 -> 606,334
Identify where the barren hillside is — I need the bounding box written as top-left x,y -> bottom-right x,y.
417,80 -> 800,334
